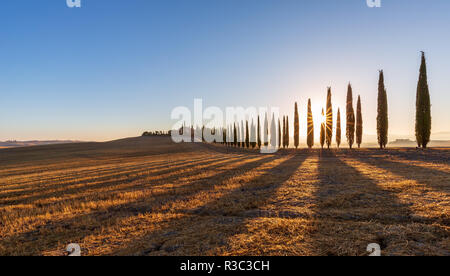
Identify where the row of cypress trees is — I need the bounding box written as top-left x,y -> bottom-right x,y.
217,114 -> 278,149
303,85 -> 363,149
376,52 -> 431,149
212,52 -> 431,149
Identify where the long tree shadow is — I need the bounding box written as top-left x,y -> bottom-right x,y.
310,150 -> 428,256
364,148 -> 450,164
0,154 -> 243,206
1,154 -> 277,256
352,152 -> 449,195
0,153 -> 222,190
110,153 -> 307,256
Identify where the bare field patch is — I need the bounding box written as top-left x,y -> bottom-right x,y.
0,137 -> 448,256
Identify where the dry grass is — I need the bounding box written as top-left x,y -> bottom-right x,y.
0,137 -> 448,256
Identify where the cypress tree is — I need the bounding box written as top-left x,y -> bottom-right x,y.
415,52 -> 431,148
326,87 -> 333,149
235,124 -> 239,147
202,126 -> 205,142
257,116 -> 261,148
346,84 -> 355,149
294,102 -> 300,149
237,123 -> 240,147
307,99 -> 314,148
233,123 -> 237,147
285,116 -> 290,148
320,108 -> 325,149
278,118 -> 281,149
225,126 -> 228,145
236,122 -> 239,147
264,113 -> 269,146
336,108 -> 341,148
377,71 -> 388,149
241,121 -> 245,148
356,95 -> 363,148
223,128 -> 227,146
225,126 -> 228,146
245,120 -> 250,148
254,119 -> 257,148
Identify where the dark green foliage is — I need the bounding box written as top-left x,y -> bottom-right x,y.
307,99 -> 314,148
294,102 -> 299,149
356,95 -> 363,148
346,84 -> 355,149
377,71 -> 388,149
142,131 -> 170,137
415,52 -> 432,148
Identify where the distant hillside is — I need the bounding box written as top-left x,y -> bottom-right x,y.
389,139 -> 450,147
0,140 -> 80,149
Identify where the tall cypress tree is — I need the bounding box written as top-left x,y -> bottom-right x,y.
377,71 -> 388,149
346,84 -> 355,149
307,99 -> 314,148
294,102 -> 300,149
223,128 -> 226,146
415,52 -> 431,148
235,124 -> 239,147
278,118 -> 281,149
251,119 -> 256,148
264,113 -> 269,146
285,116 -> 290,148
225,126 -> 228,146
245,120 -> 250,148
326,87 -> 333,149
356,95 -> 363,148
320,108 -> 325,149
233,123 -> 237,147
202,126 -> 205,142
257,116 -> 261,148
237,122 -> 241,147
336,108 -> 341,148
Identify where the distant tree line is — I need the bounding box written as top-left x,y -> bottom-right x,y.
142,131 -> 171,136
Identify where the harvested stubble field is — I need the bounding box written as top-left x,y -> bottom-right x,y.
0,137 -> 448,256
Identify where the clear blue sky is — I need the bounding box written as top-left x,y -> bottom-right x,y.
1,0 -> 449,141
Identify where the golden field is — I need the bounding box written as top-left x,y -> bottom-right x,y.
0,137 -> 448,256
